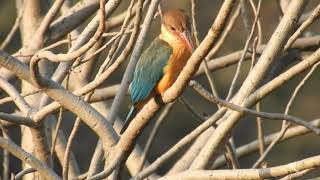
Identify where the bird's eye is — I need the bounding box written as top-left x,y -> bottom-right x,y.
170,27 -> 176,31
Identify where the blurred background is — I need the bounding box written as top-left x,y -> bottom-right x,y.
0,0 -> 320,178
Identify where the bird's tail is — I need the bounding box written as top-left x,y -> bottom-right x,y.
120,106 -> 137,134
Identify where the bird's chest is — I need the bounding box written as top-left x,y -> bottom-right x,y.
156,47 -> 191,94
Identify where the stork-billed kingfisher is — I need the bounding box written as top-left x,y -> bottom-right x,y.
120,9 -> 194,134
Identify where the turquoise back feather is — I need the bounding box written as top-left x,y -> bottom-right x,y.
130,38 -> 173,104
121,38 -> 172,134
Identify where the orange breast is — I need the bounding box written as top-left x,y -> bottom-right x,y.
156,46 -> 192,95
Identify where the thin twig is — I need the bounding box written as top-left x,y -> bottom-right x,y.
251,37 -> 265,160
87,141 -> 104,177
206,5 -> 241,59
252,60 -> 320,168
179,97 -> 206,122
50,108 -> 64,156
0,137 -> 61,179
226,0 -> 262,100
137,103 -> 175,172
0,123 -> 10,180
30,0 -> 106,88
0,89 -> 43,106
213,119 -> 320,169
0,4 -> 24,50
280,168 -> 315,180
63,118 -> 81,180
107,0 -> 160,125
15,168 -> 36,180
189,0 -> 307,170
191,0 -> 220,99
190,80 -> 320,135
284,3 -> 320,51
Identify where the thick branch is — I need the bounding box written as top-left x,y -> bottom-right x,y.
160,154 -> 320,180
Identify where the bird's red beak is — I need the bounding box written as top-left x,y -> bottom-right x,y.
179,30 -> 194,53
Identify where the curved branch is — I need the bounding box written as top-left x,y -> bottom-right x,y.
30,0 -> 106,88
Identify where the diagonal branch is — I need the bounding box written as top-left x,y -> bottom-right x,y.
159,154 -> 320,180
0,137 -> 61,179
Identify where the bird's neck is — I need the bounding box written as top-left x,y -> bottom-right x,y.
159,25 -> 188,53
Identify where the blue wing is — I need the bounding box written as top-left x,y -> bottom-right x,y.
130,38 -> 173,104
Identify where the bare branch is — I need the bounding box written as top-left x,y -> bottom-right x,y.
160,155 -> 320,180
189,80 -> 320,135
15,168 -> 36,180
0,137 -> 61,179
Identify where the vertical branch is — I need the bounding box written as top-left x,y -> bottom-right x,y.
87,141 -> 104,177
48,117 -> 80,178
191,0 -> 220,99
62,118 -> 81,180
34,0 -> 65,48
18,0 -> 54,178
239,0 -> 251,32
251,36 -> 265,160
103,0 -> 136,72
255,103 -> 265,157
0,124 -> 10,180
20,0 -> 42,45
50,108 -> 63,156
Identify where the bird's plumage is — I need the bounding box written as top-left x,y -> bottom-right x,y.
120,8 -> 193,134
120,38 -> 172,134
131,38 -> 173,103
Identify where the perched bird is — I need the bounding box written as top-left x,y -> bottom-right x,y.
120,8 -> 194,134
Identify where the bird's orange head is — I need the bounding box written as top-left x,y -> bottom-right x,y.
160,9 -> 194,52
